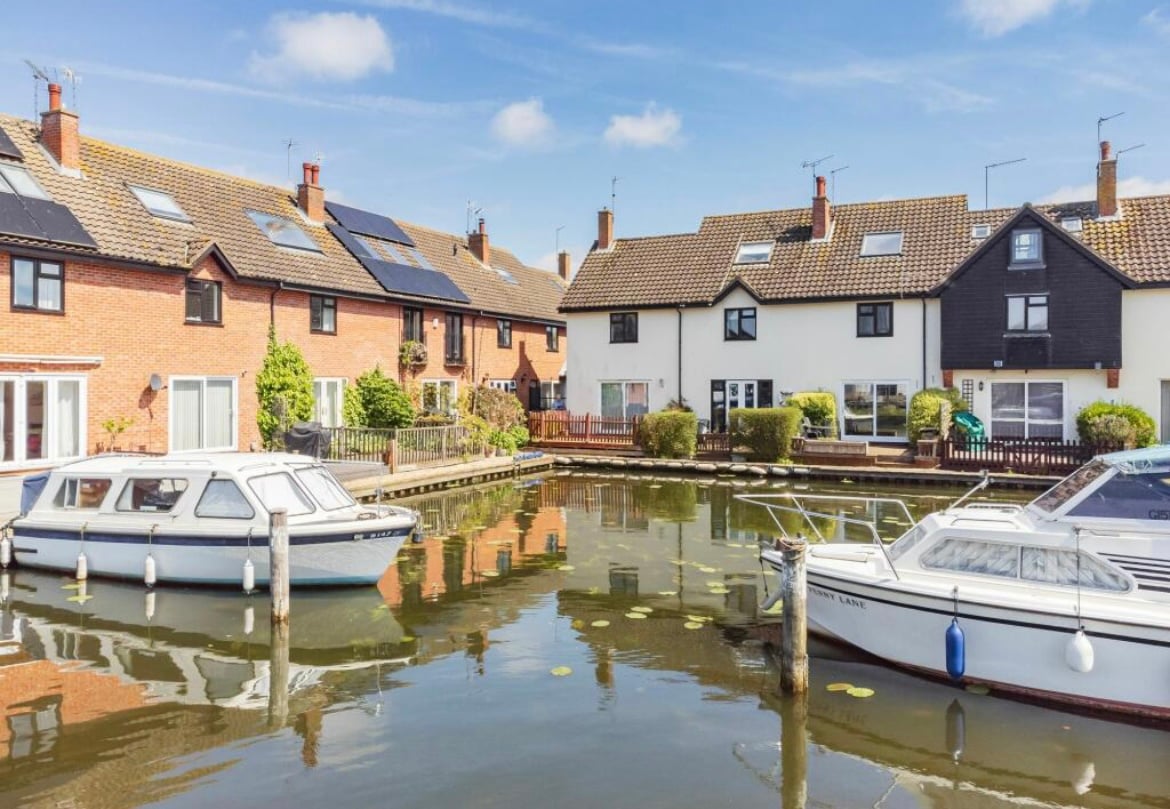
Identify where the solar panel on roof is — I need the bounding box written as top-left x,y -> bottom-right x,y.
0,193 -> 97,248
325,201 -> 415,247
326,223 -> 468,303
0,125 -> 23,161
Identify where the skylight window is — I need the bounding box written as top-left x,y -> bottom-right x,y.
408,247 -> 436,271
494,266 -> 519,285
734,241 -> 773,264
246,210 -> 321,252
0,164 -> 51,200
1061,216 -> 1083,233
354,234 -> 385,260
860,232 -> 904,257
128,185 -> 190,222
381,241 -> 409,263
971,224 -> 991,240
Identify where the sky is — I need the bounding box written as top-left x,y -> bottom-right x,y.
2,0 -> 1169,273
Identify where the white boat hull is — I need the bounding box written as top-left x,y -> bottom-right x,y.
763,552 -> 1170,719
11,523 -> 413,586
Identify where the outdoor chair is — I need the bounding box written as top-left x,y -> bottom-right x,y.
801,417 -> 832,439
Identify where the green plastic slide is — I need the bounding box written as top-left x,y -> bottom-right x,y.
952,410 -> 986,448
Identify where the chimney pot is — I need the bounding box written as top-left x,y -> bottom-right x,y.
47,83 -> 62,112
469,219 -> 490,264
1097,140 -> 1118,218
302,162 -> 314,185
40,83 -> 79,170
811,175 -> 832,240
478,217 -> 486,234
311,163 -> 320,186
297,162 -> 325,221
815,174 -> 826,198
557,250 -> 571,282
1100,140 -> 1112,161
597,208 -> 614,250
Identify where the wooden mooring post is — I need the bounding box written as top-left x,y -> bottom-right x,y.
779,536 -> 808,694
269,508 -> 290,625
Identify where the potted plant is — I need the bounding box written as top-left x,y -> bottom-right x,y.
398,340 -> 428,371
101,415 -> 134,452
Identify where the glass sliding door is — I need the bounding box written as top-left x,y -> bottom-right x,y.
843,381 -> 908,439
600,381 -> 650,419
0,376 -> 86,468
171,377 -> 236,452
991,381 -> 1064,439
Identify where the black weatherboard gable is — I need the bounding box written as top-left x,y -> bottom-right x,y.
325,201 -> 415,247
327,223 -> 469,303
0,124 -> 23,161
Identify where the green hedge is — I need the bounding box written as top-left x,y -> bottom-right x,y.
786,391 -> 837,436
1076,401 -> 1156,448
639,410 -> 698,459
908,387 -> 967,443
729,407 -> 802,462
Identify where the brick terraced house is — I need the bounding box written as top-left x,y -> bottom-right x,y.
0,85 -> 566,471
562,145 -> 1170,443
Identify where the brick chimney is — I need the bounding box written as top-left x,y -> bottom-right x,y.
811,174 -> 831,240
1097,140 -> 1117,218
297,162 -> 324,222
40,83 -> 80,171
557,250 -> 571,281
469,217 -> 490,265
597,208 -> 614,250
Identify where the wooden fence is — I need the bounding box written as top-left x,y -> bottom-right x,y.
939,437 -> 1118,475
527,411 -> 641,448
321,425 -> 484,470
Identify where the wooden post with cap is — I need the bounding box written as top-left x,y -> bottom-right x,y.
779,535 -> 808,694
269,508 -> 290,624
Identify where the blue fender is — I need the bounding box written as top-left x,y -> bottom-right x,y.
945,617 -> 965,680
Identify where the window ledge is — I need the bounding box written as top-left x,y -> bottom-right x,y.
1003,331 -> 1051,338
185,320 -> 225,328
856,333 -> 893,338
1008,261 -> 1046,270
11,306 -> 65,316
310,329 -> 337,336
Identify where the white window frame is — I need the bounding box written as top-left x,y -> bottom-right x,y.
0,374 -> 87,469
313,377 -> 346,428
989,379 -> 1065,440
487,379 -> 517,393
168,375 -> 238,452
733,241 -> 774,264
1010,228 -> 1043,266
860,232 -> 904,257
971,224 -> 991,240
599,380 -> 650,419
421,379 -> 457,415
841,380 -> 910,441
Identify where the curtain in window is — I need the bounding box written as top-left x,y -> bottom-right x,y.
25,381 -> 45,460
625,383 -> 649,418
54,380 -> 80,458
921,538 -> 1020,577
172,380 -> 203,451
205,379 -> 233,449
0,381 -> 12,462
600,383 -> 623,418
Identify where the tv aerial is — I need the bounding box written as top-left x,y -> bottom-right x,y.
23,59 -> 54,116
800,154 -> 833,184
829,165 -> 850,199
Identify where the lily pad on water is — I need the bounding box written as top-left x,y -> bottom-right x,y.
631,606 -> 653,613
686,615 -> 712,623
965,683 -> 991,696
847,687 -> 875,698
826,682 -> 854,692
591,620 -> 610,628
482,570 -> 500,577
67,594 -> 93,604
400,635 -> 416,643
571,619 -> 585,630
625,612 -> 647,620
683,621 -> 705,630
706,581 -> 724,588
558,565 -> 575,571
708,587 -> 730,594
61,583 -> 82,590
550,666 -> 573,677
657,590 -> 678,596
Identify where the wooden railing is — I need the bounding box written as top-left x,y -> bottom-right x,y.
697,432 -> 730,455
320,425 -> 484,470
939,438 -> 1119,475
528,411 -> 641,448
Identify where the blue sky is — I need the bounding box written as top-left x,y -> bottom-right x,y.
2,0 -> 1169,272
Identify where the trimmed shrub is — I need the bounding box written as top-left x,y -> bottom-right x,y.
256,326 -> 314,448
729,407 -> 802,462
638,410 -> 698,459
342,384 -> 366,428
414,413 -> 455,427
786,391 -> 838,435
1085,414 -> 1136,449
1077,401 -> 1155,447
459,385 -> 526,432
908,387 -> 968,443
354,366 -> 415,429
508,425 -> 530,449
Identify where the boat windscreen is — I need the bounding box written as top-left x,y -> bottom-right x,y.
295,467 -> 355,510
1067,471 -> 1170,522
1030,460 -> 1110,514
248,472 -> 315,516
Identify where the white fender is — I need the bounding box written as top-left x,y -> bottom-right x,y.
1065,629 -> 1094,673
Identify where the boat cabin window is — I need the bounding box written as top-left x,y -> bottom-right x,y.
921,538 -> 1020,578
1066,472 -> 1170,521
1031,460 -> 1110,513
1020,547 -> 1129,591
295,466 -> 355,510
195,479 -> 256,519
887,523 -> 927,561
248,472 -> 314,516
116,478 -> 189,513
53,478 -> 112,510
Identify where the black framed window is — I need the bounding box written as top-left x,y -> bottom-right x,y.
403,306 -> 423,342
857,302 -> 893,337
185,279 -> 221,324
546,325 -> 560,352
724,307 -> 756,340
1010,228 -> 1044,268
310,295 -> 336,334
11,257 -> 63,312
1007,294 -> 1048,331
609,312 -> 638,343
497,319 -> 512,348
445,312 -> 464,363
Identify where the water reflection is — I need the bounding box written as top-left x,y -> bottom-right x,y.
0,473 -> 1166,809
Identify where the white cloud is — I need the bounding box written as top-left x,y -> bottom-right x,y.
491,98 -> 555,147
1144,7 -> 1170,37
603,103 -> 681,148
957,0 -> 1086,36
1040,176 -> 1170,203
349,0 -> 546,32
250,12 -> 394,83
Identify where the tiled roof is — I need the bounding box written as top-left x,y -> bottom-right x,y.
0,113 -> 563,322
562,192 -> 1170,311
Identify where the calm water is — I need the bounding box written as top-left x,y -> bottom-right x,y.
1,472 -> 1168,809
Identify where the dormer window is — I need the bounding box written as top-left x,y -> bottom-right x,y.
734,241 -> 773,264
971,224 -> 991,240
246,210 -> 321,253
129,185 -> 190,222
1010,228 -> 1043,268
860,232 -> 903,257
1060,216 -> 1083,233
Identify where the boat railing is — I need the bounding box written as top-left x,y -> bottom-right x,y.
734,493 -> 913,580
952,502 -> 1024,514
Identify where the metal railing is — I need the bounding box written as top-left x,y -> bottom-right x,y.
320,425 -> 485,470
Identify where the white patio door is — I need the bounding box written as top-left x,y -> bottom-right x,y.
0,376 -> 86,467
727,381 -> 757,411
171,377 -> 236,452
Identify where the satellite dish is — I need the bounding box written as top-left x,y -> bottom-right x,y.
149,374 -> 163,392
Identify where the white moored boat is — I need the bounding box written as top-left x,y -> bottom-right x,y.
743,447 -> 1170,719
3,453 -> 417,587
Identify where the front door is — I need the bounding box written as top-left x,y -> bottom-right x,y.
1162,381 -> 1170,443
